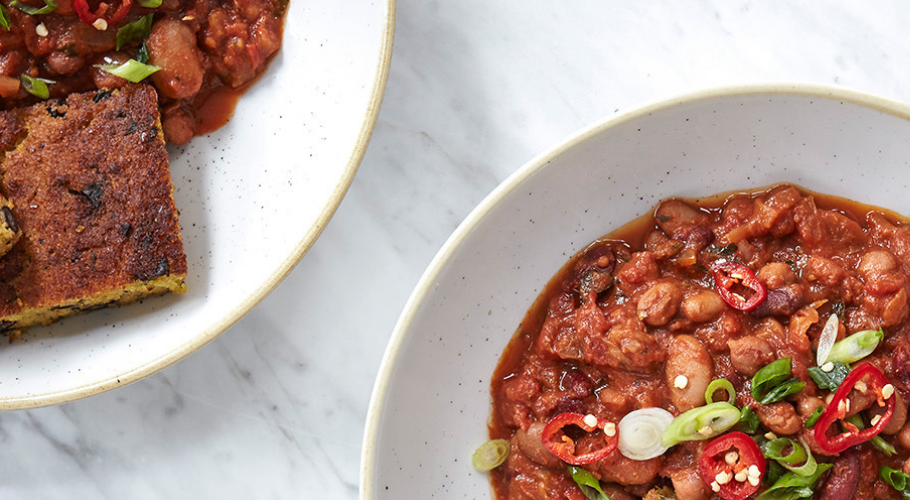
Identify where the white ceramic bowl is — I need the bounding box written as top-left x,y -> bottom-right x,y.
361,84 -> 910,499
0,0 -> 395,409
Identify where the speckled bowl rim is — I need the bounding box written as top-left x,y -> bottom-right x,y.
2,1 -> 396,411
359,82 -> 910,499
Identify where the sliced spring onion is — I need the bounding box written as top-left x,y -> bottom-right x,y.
752,358 -> 793,400
759,377 -> 806,404
137,0 -> 162,7
762,438 -> 807,465
754,463 -> 832,500
804,405 -> 823,429
660,401 -> 740,448
752,358 -> 805,404
705,378 -> 736,405
881,466 -> 910,496
19,74 -> 54,99
738,406 -> 761,434
471,439 -> 509,471
9,0 -> 57,15
116,14 -> 154,51
873,435 -> 898,457
95,59 -> 160,83
568,466 -> 611,500
0,4 -> 10,31
617,407 -> 673,461
816,313 -> 839,366
807,361 -> 850,391
762,438 -> 817,477
825,328 -> 883,364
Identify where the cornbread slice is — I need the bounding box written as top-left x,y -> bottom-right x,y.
0,84 -> 187,334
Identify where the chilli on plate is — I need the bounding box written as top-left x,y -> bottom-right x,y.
0,0 -> 286,144
476,184 -> 910,500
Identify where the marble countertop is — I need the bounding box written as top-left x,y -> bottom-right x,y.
6,1 -> 910,498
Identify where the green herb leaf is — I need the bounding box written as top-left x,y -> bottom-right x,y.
738,406 -> 761,434
0,4 -> 10,30
136,43 -> 150,64
758,377 -> 806,404
137,0 -> 162,7
19,74 -> 54,99
807,362 -> 851,391
755,463 -> 832,500
95,59 -> 160,83
568,466 -> 611,500
752,358 -> 794,401
116,14 -> 154,51
9,0 -> 57,15
804,406 -> 823,429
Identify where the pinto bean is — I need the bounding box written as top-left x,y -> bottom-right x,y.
668,466 -> 710,500
870,391 -> 907,435
681,290 -> 725,323
754,401 -> 801,436
757,262 -> 797,289
654,200 -> 706,236
859,249 -> 899,276
596,452 -> 661,486
816,450 -> 860,500
513,422 -> 562,469
727,336 -> 774,376
665,335 -> 713,412
900,422 -> 910,451
147,19 -> 205,99
637,282 -> 682,326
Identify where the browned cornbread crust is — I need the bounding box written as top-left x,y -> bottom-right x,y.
0,84 -> 187,333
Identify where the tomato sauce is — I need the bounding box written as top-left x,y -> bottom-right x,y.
488,184 -> 910,500
0,0 -> 284,144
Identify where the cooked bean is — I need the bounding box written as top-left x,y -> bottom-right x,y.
147,19 -> 205,100
668,466 -> 710,500
757,262 -> 796,289
871,391 -> 907,435
596,452 -> 661,486
900,422 -> 910,451
665,335 -> 713,412
816,450 -> 860,500
750,284 -> 806,318
804,255 -> 847,286
513,422 -> 561,469
637,282 -> 682,326
654,200 -> 706,236
727,336 -> 774,376
559,371 -> 594,398
681,290 -> 725,323
754,401 -> 801,436
859,250 -> 899,277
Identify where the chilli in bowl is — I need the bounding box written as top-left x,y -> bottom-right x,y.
481,184 -> 910,500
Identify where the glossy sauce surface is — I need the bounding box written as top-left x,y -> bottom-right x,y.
489,184 -> 910,500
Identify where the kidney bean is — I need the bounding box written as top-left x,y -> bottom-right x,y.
816,451 -> 859,500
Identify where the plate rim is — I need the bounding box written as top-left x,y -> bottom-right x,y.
358,82 -> 910,499
0,0 -> 397,410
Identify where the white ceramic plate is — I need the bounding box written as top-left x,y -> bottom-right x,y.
361,84 -> 910,500
0,0 -> 395,409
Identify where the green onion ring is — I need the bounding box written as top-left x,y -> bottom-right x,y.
705,378 -> 736,405
471,439 -> 509,471
660,401 -> 741,448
